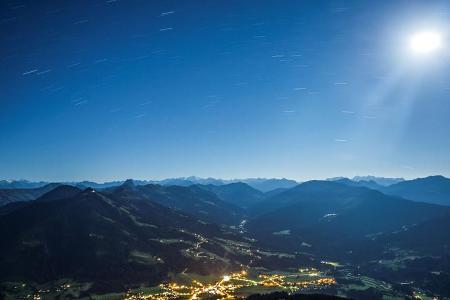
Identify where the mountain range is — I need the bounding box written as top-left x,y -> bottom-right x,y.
330,175 -> 450,205
1,175 -> 450,298
0,177 -> 298,192
247,180 -> 448,258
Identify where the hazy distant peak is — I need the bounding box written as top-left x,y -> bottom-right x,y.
122,179 -> 136,187
0,179 -> 49,189
418,175 -> 448,181
351,176 -> 405,186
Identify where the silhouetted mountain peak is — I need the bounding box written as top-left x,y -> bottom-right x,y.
113,179 -> 138,193
122,179 -> 136,187
36,185 -> 81,203
420,175 -> 448,182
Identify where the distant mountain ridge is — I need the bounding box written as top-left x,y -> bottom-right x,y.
381,175 -> 450,205
0,177 -> 299,192
102,180 -> 245,225
327,176 -> 404,186
352,176 -> 404,186
196,182 -> 265,209
330,175 -> 450,205
0,180 -> 49,189
4,175 -> 450,208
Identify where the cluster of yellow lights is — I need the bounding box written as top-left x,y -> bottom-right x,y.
25,282 -> 73,299
124,270 -> 336,300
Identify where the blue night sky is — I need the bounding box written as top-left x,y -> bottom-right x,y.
1,0 -> 449,182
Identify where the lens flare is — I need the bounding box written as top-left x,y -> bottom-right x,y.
410,31 -> 442,54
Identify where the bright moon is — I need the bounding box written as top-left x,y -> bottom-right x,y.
410,31 -> 442,54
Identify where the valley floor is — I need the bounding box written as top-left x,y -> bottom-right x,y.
0,263 -> 440,300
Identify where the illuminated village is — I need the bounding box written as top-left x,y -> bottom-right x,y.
123,269 -> 336,300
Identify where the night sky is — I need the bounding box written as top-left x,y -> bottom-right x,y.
1,0 -> 449,182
